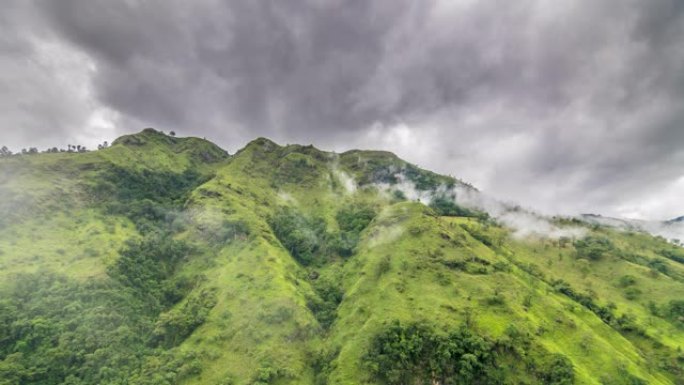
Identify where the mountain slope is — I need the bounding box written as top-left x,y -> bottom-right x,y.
0,129 -> 682,385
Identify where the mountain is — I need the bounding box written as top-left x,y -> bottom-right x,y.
0,129 -> 683,385
581,214 -> 684,245
668,216 -> 684,224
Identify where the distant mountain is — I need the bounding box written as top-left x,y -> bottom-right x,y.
0,128 -> 682,385
668,215 -> 684,223
581,213 -> 684,243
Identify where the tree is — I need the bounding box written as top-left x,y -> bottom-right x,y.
0,146 -> 11,157
170,131 -> 176,137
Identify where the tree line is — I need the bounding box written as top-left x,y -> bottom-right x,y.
0,142 -> 113,157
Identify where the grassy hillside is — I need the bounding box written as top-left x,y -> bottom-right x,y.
0,129 -> 682,385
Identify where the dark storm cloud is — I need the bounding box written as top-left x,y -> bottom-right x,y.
37,0 -> 410,139
1,0 -> 684,219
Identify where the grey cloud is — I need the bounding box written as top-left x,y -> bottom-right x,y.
1,0 -> 684,219
0,1 -> 121,150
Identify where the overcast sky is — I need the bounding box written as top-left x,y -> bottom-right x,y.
1,0 -> 683,220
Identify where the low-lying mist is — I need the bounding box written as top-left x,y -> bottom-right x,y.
581,214 -> 684,245
339,169 -> 588,240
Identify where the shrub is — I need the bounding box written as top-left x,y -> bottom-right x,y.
484,290 -> 506,306
666,300 -> 684,325
660,248 -> 684,264
333,203 -> 376,256
327,231 -> 359,257
403,164 -> 450,191
307,279 -> 344,330
250,363 -> 294,385
392,189 -> 406,201
618,275 -> 637,287
493,261 -> 511,272
205,219 -> 250,244
623,287 -> 642,300
151,288 -> 218,348
376,256 -> 392,277
647,259 -> 669,274
522,293 -> 534,308
552,279 -> 615,325
460,224 -> 496,247
336,204 -> 376,233
538,353 -> 575,385
574,236 -> 614,260
429,196 -> 480,217
131,350 -> 206,385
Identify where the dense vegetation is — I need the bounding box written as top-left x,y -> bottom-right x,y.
0,131 -> 219,384
0,273 -> 149,385
334,203 -> 377,256
365,321 -> 578,385
0,234 -> 210,385
574,236 -> 615,260
268,207 -> 328,266
268,203 -> 376,265
429,196 -> 488,219
365,321 -> 500,385
1,129 -> 683,385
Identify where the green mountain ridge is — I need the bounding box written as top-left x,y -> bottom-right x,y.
0,128 -> 683,385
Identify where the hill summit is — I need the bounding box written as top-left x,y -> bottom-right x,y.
0,129 -> 683,385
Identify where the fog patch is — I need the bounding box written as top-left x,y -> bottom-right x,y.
183,206 -> 250,244
367,224 -> 405,249
375,174 -> 439,203
277,191 -> 297,204
640,221 -> 684,244
333,168 -> 357,194
373,171 -> 585,240
581,214 -> 684,245
497,211 -> 586,239
446,185 -> 586,239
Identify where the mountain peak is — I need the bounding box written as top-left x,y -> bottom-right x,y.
109,128 -> 228,164
111,127 -> 178,146
248,137 -> 280,147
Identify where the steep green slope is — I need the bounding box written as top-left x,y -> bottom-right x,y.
0,129 -> 682,385
0,128 -> 227,282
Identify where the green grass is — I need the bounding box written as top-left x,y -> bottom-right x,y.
0,129 -> 682,385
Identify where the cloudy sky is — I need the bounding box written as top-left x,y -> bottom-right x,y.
1,0 -> 683,220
